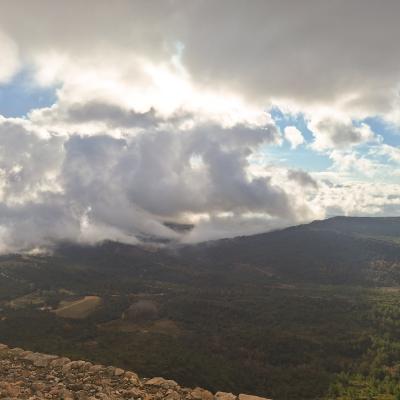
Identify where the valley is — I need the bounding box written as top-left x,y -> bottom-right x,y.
0,217 -> 400,399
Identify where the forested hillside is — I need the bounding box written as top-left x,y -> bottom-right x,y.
0,217 -> 399,399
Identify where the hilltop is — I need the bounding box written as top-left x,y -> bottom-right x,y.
179,216 -> 400,285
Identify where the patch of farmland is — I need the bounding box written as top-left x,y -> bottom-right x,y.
54,296 -> 102,319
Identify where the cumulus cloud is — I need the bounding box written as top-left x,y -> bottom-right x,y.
308,116 -> 376,151
328,151 -> 378,177
374,144 -> 400,164
287,169 -> 318,189
0,118 -> 64,201
0,30 -> 20,83
0,116 -> 309,251
310,179 -> 400,218
0,112 -> 396,252
64,102 -> 159,129
284,126 -> 304,149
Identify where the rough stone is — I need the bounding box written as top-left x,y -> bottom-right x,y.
146,377 -> 179,389
0,342 -> 273,400
191,387 -> 214,400
238,395 -> 272,400
215,392 -> 237,400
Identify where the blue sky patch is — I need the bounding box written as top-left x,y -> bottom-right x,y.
269,106 -> 314,143
268,106 -> 332,172
0,69 -> 57,118
362,116 -> 400,147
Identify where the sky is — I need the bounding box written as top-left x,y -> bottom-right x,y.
0,0 -> 399,252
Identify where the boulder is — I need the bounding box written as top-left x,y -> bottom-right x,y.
215,392 -> 237,400
238,394 -> 272,400
114,367 -> 125,376
145,377 -> 179,389
191,387 -> 214,400
24,352 -> 58,367
50,357 -> 71,368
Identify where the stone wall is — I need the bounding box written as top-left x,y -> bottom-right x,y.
0,344 -> 272,400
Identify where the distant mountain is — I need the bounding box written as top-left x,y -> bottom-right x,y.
178,216 -> 400,285
49,216 -> 400,287
308,216 -> 400,239
10,216 -> 400,289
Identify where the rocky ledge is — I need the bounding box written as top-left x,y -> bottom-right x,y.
0,344 -> 272,400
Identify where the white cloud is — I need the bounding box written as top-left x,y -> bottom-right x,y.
0,113 -> 396,251
374,143 -> 400,163
328,150 -> 378,177
182,213 -> 296,243
284,126 -> 305,149
0,30 -> 20,83
0,116 -> 308,251
308,115 -> 376,151
309,179 -> 400,218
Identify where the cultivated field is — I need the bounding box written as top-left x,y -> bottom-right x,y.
53,296 -> 102,319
